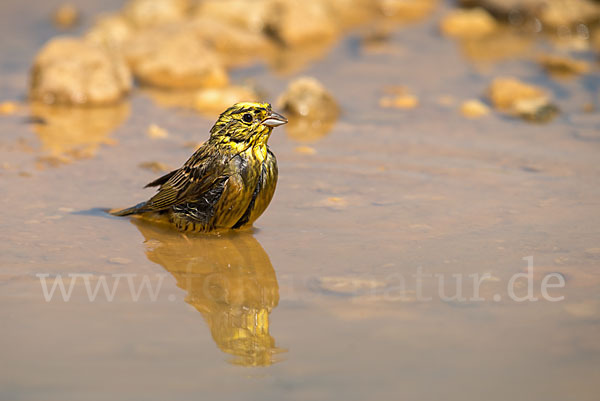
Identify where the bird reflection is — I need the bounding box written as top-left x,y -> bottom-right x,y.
131,218 -> 284,366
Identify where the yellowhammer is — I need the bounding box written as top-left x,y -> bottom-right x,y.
111,102 -> 287,232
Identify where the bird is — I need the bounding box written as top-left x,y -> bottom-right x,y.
111,102 -> 287,232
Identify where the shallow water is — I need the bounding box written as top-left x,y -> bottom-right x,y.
1,0 -> 600,400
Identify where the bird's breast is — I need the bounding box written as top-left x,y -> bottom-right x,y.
251,145 -> 267,163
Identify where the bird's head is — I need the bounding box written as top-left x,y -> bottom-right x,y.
209,102 -> 287,148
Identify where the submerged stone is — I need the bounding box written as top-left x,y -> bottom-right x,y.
537,54 -> 590,78
440,8 -> 498,39
488,77 -> 558,122
460,99 -> 490,118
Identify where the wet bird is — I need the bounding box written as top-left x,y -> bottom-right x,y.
111,102 -> 287,232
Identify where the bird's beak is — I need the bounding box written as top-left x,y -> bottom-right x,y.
262,111 -> 288,127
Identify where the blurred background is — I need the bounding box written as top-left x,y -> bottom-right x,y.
1,0 -> 599,400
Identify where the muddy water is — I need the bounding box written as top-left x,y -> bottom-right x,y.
1,0 -> 600,400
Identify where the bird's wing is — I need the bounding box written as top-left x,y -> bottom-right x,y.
144,146 -> 229,211
144,169 -> 177,188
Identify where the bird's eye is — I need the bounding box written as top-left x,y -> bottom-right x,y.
242,113 -> 253,123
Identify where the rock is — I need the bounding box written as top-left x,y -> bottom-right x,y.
537,54 -> 590,77
440,8 -> 498,39
0,101 -> 18,115
85,13 -> 135,49
359,23 -> 398,54
379,94 -> 419,109
147,124 -> 169,139
266,0 -> 339,46
488,77 -> 547,110
30,37 -> 132,105
122,0 -> 190,29
377,0 -> 438,22
592,27 -> 600,52
537,0 -> 600,29
108,257 -> 132,265
194,0 -> 273,34
320,197 -> 348,210
277,76 -> 339,119
488,77 -> 558,122
549,33 -> 591,53
188,17 -> 272,66
294,146 -> 317,155
53,4 -> 80,29
379,86 -> 419,109
330,0 -> 378,28
513,97 -> 559,122
124,24 -> 228,89
194,86 -> 260,115
277,77 -> 339,141
461,31 -> 533,62
460,0 -> 600,29
460,99 -> 490,118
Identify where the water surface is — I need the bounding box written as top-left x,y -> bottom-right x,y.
1,1 -> 599,400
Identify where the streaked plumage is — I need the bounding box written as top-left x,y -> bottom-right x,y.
111,102 -> 287,232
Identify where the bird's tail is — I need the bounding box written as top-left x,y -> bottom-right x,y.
109,201 -> 149,217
